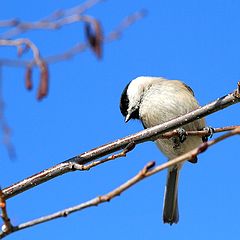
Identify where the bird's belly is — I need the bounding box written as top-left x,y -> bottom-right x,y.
155,135 -> 202,159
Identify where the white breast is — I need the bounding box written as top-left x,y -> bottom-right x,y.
139,80 -> 205,159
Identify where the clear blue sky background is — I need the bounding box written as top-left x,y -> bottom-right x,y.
0,0 -> 240,239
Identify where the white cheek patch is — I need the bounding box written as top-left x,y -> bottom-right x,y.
126,76 -> 165,115
127,79 -> 144,110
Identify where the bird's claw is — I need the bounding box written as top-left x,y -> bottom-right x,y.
202,126 -> 214,142
176,128 -> 187,143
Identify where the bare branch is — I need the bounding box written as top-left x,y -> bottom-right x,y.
145,127 -> 240,177
38,9 -> 147,64
0,0 -> 104,39
0,10 -> 146,66
57,125 -> 240,171
0,19 -> 20,28
1,127 -> 239,239
0,1 -> 146,103
0,9 -> 146,103
2,86 -> 240,200
105,9 -> 147,42
0,39 -> 49,100
64,0 -> 104,15
0,188 -> 13,234
161,125 -> 239,139
72,142 -> 136,171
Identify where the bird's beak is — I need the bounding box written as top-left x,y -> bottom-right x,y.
125,114 -> 131,123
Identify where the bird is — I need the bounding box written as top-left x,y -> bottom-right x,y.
119,76 -> 206,224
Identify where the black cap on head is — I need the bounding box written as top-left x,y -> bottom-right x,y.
120,82 -> 140,121
120,82 -> 130,117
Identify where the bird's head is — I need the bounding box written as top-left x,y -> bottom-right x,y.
120,76 -> 161,122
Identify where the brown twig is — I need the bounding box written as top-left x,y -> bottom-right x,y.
161,125 -> 239,139
1,127 -> 239,239
0,0 -> 104,39
145,127 -> 240,177
62,125 -> 239,171
0,188 -> 12,234
0,39 -> 49,100
0,2 -> 146,101
72,142 -> 136,171
105,9 -> 147,42
2,85 -> 240,200
0,9 -> 145,100
0,9 -> 146,66
37,9 -> 146,64
0,6 -> 145,156
0,19 -> 20,28
49,125 -> 240,172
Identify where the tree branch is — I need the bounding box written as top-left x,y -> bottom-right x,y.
0,0 -> 104,38
0,10 -> 146,66
0,188 -> 13,234
161,125 -> 239,138
2,83 -> 240,200
0,39 -> 48,100
32,125 -> 240,172
71,142 -> 136,171
0,9 -> 146,100
104,9 -> 147,42
1,127 -> 239,239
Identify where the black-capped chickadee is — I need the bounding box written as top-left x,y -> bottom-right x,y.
120,76 -> 206,224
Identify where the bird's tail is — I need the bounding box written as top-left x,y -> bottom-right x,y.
163,167 -> 180,225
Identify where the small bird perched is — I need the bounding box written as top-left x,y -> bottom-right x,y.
119,76 -> 206,224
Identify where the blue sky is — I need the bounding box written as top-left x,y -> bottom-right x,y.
0,0 -> 240,239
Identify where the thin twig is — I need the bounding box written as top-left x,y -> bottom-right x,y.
0,0 -> 104,39
0,4 -> 146,101
58,126 -> 240,171
51,126 -> 240,172
0,10 -> 146,66
0,39 -> 48,100
1,127 -> 239,239
2,86 -> 240,200
105,9 -> 147,42
64,125 -> 240,171
35,10 -> 146,64
0,19 -> 20,28
145,127 -> 240,177
72,142 -> 136,171
0,188 -> 12,234
161,125 -> 239,138
41,0 -> 103,22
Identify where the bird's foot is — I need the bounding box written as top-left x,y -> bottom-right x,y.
173,128 -> 187,149
176,127 -> 187,143
202,126 -> 214,142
